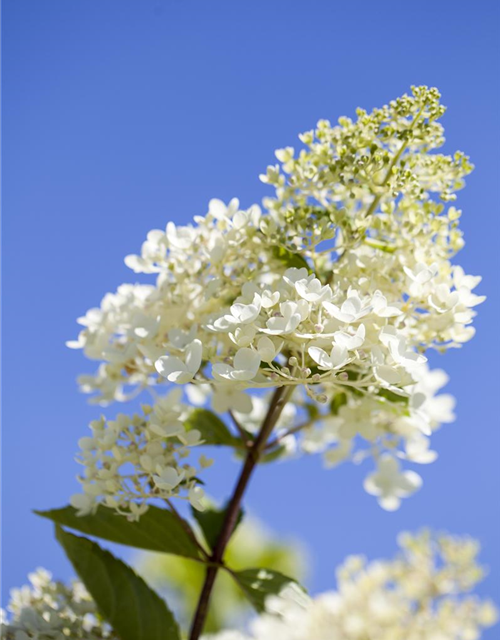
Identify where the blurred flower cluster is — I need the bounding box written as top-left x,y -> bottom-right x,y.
4,532 -> 496,640
205,531 -> 498,640
1,568 -> 116,639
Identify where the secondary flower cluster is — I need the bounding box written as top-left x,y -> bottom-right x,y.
70,389 -> 209,519
1,568 -> 116,639
66,86 -> 483,511
6,532 -> 494,640
206,531 -> 498,640
300,362 -> 455,509
68,198 -> 267,405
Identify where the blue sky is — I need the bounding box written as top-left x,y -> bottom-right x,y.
3,0 -> 499,631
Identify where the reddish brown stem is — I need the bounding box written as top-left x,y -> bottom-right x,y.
188,386 -> 289,640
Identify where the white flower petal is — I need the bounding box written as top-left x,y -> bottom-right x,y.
155,356 -> 187,379
185,339 -> 203,375
308,346 -> 332,370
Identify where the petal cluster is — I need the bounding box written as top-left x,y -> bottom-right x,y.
301,362 -> 454,509
205,531 -> 498,640
70,389 -> 208,519
1,568 -> 117,639
66,86 -> 484,512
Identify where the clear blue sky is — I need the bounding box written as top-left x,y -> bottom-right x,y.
3,0 -> 499,630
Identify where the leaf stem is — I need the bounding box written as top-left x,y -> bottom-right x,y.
363,101 -> 426,220
188,386 -> 290,640
264,417 -> 315,451
228,410 -> 253,447
165,499 -> 210,560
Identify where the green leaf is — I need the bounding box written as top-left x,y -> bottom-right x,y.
364,237 -> 396,253
304,403 -> 320,420
233,568 -> 304,612
259,444 -> 287,464
377,388 -> 409,404
185,409 -> 240,446
343,371 -> 364,397
36,505 -> 203,560
271,245 -> 310,271
55,526 -> 180,640
330,391 -> 347,415
192,503 -> 244,551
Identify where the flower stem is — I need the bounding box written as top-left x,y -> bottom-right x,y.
188,386 -> 290,640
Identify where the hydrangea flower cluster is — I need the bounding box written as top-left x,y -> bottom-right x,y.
206,531 -> 498,640
67,86 -> 484,511
5,533 -> 495,640
300,362 -> 456,509
70,389 -> 209,519
0,568 -> 116,639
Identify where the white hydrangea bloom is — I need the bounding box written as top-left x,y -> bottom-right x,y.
300,362 -> 454,508
1,568 -> 117,639
363,454 -> 422,511
68,89 -> 483,408
66,86 -> 484,510
204,532 -> 498,640
155,339 -> 203,383
70,389 -> 208,519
